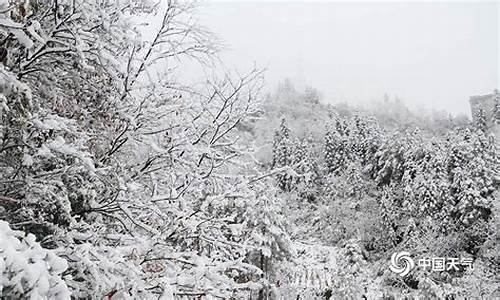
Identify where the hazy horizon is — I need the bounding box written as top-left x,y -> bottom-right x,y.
190,1 -> 498,116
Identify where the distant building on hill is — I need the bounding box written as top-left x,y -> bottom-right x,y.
470,90 -> 500,140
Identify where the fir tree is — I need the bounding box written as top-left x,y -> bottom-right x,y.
476,108 -> 488,132
324,119 -> 351,175
272,119 -> 294,191
493,89 -> 500,125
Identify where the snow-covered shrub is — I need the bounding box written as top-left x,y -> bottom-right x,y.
0,221 -> 70,299
329,241 -> 374,299
324,118 -> 351,175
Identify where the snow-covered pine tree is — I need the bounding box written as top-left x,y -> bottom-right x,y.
295,137 -> 321,201
493,89 -> 500,125
272,118 -> 290,166
411,141 -> 448,219
476,108 -> 488,132
297,138 -> 314,182
443,129 -> 496,231
242,182 -> 292,292
349,114 -> 382,168
324,118 -> 350,175
272,118 -> 295,191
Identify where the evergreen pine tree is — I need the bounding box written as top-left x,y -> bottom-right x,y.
493,89 -> 500,125
444,129 -> 495,230
272,118 -> 291,167
324,119 -> 351,175
272,118 -> 294,191
476,108 -> 488,132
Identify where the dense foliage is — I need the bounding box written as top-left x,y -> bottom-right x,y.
0,1 -> 498,299
0,0 -> 279,298
262,83 -> 499,299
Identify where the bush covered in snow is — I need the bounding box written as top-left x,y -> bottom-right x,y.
0,0 -> 497,299
0,221 -> 70,299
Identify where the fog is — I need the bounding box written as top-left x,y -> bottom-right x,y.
192,1 -> 498,116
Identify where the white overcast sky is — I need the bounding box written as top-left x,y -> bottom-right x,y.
184,1 -> 499,115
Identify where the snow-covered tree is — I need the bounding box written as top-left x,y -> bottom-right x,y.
272,118 -> 295,191
0,221 -> 70,299
0,0 -> 272,297
493,90 -> 500,125
324,119 -> 351,175
0,1 -> 498,298
475,108 -> 488,132
444,129 -> 496,230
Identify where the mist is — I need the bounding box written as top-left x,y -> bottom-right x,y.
194,1 -> 498,116
1,1 -> 499,298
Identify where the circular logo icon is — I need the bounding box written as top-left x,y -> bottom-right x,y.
389,251 -> 415,277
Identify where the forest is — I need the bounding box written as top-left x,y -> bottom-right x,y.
0,1 -> 498,299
